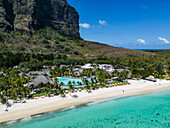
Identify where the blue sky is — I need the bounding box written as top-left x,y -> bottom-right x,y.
68,0 -> 170,49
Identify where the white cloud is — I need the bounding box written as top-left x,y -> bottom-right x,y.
158,37 -> 170,44
99,20 -> 107,25
79,23 -> 90,29
137,39 -> 146,44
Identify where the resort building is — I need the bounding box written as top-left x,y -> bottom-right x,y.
24,75 -> 54,87
27,69 -> 51,76
81,64 -> 94,69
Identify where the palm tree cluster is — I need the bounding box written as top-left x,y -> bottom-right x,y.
0,65 -> 130,106
0,70 -> 66,105
0,68 -> 30,105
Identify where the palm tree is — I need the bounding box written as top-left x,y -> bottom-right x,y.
18,95 -> 23,101
10,95 -> 17,102
82,79 -> 91,92
43,87 -> 49,96
68,81 -> 74,95
53,77 -> 58,83
59,82 -> 64,89
13,88 -> 19,97
79,82 -> 83,88
90,78 -> 97,89
97,75 -> 105,87
72,81 -> 76,89
29,84 -> 35,92
58,89 -> 66,98
0,94 -> 6,104
22,86 -> 29,99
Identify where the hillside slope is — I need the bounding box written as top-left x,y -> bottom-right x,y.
0,28 -> 152,59
0,0 -> 152,58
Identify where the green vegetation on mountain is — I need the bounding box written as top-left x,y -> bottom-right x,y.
0,27 -> 151,59
143,49 -> 170,56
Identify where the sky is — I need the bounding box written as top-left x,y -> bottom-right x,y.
68,0 -> 170,49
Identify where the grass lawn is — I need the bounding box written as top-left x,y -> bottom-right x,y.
108,81 -> 128,85
32,92 -> 46,97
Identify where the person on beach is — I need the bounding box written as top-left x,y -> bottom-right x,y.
123,90 -> 124,93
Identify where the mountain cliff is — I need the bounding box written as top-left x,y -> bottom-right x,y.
0,0 -> 152,58
0,0 -> 80,38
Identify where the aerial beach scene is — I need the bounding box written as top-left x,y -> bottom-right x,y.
1,0 -> 170,128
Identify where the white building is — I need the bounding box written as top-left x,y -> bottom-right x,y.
81,63 -> 94,69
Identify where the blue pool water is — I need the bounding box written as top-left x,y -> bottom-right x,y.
2,90 -> 170,128
58,77 -> 89,85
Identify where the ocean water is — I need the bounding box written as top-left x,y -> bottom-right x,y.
2,90 -> 170,128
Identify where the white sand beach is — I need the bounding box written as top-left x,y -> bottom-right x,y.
0,79 -> 170,123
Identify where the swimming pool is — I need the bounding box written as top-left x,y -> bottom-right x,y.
58,77 -> 88,85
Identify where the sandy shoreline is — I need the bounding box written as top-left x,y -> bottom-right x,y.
1,79 -> 170,124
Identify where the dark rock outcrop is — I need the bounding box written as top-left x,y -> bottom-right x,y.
0,0 -> 80,38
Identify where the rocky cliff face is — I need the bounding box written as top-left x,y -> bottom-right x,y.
0,0 -> 80,38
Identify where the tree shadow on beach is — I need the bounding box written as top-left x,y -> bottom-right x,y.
60,94 -> 66,98
71,95 -> 78,99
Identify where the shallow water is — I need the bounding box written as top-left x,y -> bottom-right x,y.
2,90 -> 170,128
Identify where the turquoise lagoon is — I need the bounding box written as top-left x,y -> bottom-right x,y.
2,90 -> 170,128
